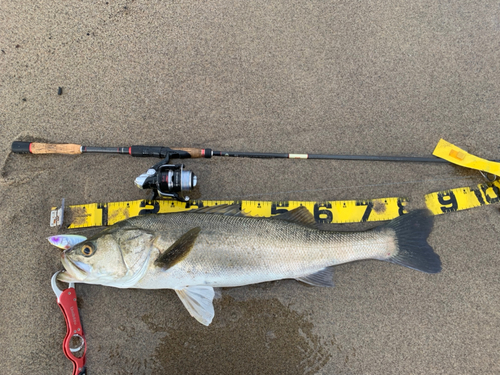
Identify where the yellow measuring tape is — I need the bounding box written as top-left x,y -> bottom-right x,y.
425,179 -> 500,215
56,180 -> 500,228
53,139 -> 500,228
61,197 -> 407,228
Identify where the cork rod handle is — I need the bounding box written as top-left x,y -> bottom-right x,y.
11,141 -> 82,154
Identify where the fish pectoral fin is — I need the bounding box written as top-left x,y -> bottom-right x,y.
154,227 -> 201,269
296,267 -> 335,287
175,286 -> 215,326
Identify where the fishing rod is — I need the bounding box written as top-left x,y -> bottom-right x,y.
11,141 -> 499,201
12,140 -> 466,162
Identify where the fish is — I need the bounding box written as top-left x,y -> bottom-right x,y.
52,205 -> 441,326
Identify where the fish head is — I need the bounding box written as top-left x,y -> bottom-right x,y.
58,227 -> 155,286
58,232 -> 126,284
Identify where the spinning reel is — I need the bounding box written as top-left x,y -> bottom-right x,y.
134,152 -> 197,201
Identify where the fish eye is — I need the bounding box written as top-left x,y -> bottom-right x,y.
81,244 -> 94,257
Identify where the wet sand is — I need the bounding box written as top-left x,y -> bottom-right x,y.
1,1 -> 499,374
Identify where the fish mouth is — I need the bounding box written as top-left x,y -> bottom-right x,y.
59,253 -> 88,282
57,270 -> 78,283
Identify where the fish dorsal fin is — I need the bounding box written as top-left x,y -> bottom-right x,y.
187,204 -> 250,217
271,206 -> 317,228
296,267 -> 335,287
154,227 -> 201,269
175,286 -> 215,326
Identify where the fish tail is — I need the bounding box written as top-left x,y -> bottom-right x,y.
378,209 -> 441,273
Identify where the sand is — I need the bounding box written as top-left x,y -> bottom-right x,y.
1,1 -> 499,374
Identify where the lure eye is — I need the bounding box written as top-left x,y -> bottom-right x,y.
81,244 -> 94,257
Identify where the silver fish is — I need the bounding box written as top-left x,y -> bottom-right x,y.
54,205 -> 441,325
